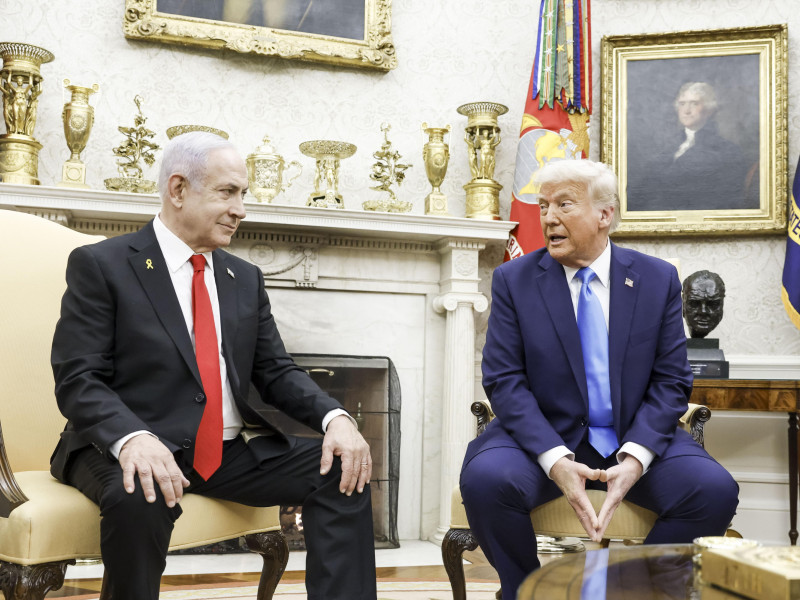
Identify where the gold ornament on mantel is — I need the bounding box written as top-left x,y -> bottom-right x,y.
299,140 -> 356,209
58,79 -> 99,189
363,123 -> 412,213
104,95 -> 160,194
166,125 -> 229,140
421,122 -> 451,216
0,42 -> 54,185
457,101 -> 508,220
246,135 -> 302,204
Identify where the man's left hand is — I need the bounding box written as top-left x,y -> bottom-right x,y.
596,455 -> 644,539
320,415 -> 372,495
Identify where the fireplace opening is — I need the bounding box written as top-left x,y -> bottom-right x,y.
261,354 -> 401,550
170,354 -> 400,555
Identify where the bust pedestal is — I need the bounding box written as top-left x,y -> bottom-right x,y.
687,337 -> 729,379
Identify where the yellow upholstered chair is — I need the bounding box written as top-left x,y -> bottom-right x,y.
0,209 -> 288,600
442,399 -> 712,600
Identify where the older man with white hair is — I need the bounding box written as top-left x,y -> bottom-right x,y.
460,159 -> 738,600
51,132 -> 377,600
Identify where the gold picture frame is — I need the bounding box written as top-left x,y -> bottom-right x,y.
601,24 -> 787,237
123,0 -> 396,71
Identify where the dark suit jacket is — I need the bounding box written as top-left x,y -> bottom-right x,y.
50,220 -> 343,481
467,243 -> 703,466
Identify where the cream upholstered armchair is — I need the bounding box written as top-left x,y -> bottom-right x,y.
442,399 -> 712,600
0,210 -> 288,600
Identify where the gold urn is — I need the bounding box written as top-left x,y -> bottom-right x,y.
457,101 -> 508,220
0,42 -> 54,185
246,136 -> 302,204
421,122 -> 451,216
58,79 -> 99,188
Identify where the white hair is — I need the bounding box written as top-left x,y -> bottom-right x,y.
157,131 -> 237,200
674,81 -> 718,113
533,159 -> 620,232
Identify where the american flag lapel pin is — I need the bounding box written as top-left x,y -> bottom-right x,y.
227,267 -> 235,279
625,278 -> 634,288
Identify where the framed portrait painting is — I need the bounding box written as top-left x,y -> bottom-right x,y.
600,25 -> 787,236
124,0 -> 396,71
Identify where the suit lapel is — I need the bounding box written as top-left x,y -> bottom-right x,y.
536,252 -> 589,406
213,250 -> 241,394
128,221 -> 202,386
608,244 -> 639,418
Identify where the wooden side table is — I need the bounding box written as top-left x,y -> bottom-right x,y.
690,379 -> 800,545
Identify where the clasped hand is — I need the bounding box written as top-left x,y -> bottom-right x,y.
549,455 -> 643,542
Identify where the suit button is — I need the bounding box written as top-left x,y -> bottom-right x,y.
195,393 -> 205,403
580,418 -> 588,427
182,439 -> 192,449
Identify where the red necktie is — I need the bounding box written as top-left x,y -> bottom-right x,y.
189,254 -> 223,480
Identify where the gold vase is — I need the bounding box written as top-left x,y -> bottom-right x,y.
0,42 -> 54,185
58,79 -> 99,188
299,140 -> 356,209
421,122 -> 451,216
246,136 -> 302,204
457,101 -> 508,220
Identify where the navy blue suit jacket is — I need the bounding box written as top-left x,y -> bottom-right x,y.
467,242 -> 703,467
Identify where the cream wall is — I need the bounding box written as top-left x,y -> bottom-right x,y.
3,0 -> 800,545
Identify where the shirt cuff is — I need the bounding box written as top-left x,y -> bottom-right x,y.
109,431 -> 158,460
322,408 -> 355,432
537,445 -> 575,479
617,442 -> 655,474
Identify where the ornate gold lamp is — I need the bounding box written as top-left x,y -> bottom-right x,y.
246,135 -> 302,204
57,79 -> 99,188
457,101 -> 508,220
299,140 -> 356,209
421,122 -> 451,216
0,42 -> 54,185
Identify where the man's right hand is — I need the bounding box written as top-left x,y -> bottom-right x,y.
118,434 -> 190,507
549,457 -> 605,542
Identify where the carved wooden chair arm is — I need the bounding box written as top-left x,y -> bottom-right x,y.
0,420 -> 29,518
679,402 -> 711,448
471,400 -> 495,437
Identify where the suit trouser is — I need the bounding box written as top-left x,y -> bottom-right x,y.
65,435 -> 377,600
459,435 -> 739,600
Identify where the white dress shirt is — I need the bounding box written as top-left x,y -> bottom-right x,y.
537,242 -> 655,478
111,215 -> 346,459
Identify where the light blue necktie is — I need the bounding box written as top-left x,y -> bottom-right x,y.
576,267 -> 619,458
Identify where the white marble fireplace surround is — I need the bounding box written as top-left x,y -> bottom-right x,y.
0,182 -> 514,543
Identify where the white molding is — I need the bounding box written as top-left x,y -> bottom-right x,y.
0,182 -> 516,244
727,354 -> 800,379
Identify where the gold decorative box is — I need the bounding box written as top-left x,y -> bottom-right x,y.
701,545 -> 800,600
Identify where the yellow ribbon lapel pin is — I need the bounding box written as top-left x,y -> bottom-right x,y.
145,259 -> 154,270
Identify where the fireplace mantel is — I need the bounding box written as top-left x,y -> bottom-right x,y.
1,182 -> 515,543
0,183 -> 514,245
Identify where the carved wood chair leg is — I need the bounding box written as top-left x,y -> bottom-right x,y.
245,531 -> 289,600
0,560 -> 73,600
600,539 -> 611,549
442,528 -> 478,600
98,570 -> 112,600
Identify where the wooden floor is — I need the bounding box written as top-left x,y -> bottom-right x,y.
48,563 -> 503,598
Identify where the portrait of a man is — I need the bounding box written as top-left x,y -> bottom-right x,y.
624,55 -> 760,213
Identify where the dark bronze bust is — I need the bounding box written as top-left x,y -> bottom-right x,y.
682,270 -> 725,339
